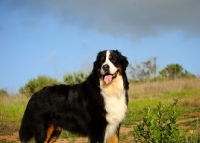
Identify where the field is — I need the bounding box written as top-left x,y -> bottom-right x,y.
0,78 -> 200,142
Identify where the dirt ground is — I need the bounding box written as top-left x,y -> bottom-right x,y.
1,112 -> 199,143
0,127 -> 133,143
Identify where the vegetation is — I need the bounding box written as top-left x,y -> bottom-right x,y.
0,95 -> 28,137
133,100 -> 185,143
19,75 -> 59,97
129,58 -> 194,82
129,57 -> 158,81
63,71 -> 89,84
18,71 -> 89,97
0,89 -> 8,97
159,64 -> 195,79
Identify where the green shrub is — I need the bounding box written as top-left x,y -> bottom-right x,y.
133,99 -> 186,143
19,75 -> 59,97
63,71 -> 89,84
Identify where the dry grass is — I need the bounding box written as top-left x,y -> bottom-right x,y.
180,98 -> 200,107
128,78 -> 200,99
0,94 -> 28,103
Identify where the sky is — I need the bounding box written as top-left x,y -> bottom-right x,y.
1,0 -> 200,93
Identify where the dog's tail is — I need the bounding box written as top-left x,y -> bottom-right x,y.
19,109 -> 33,143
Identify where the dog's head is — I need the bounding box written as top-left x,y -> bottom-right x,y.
93,50 -> 128,84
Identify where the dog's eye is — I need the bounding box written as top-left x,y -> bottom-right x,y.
112,58 -> 116,62
109,56 -> 116,62
100,57 -> 105,63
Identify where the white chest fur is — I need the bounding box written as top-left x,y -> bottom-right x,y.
100,75 -> 127,143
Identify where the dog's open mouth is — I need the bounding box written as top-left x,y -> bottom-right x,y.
103,71 -> 118,84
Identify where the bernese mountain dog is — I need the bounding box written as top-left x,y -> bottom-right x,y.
19,50 -> 129,143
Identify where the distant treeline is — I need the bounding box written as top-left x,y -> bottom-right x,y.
1,57 -> 195,97
129,57 -> 195,82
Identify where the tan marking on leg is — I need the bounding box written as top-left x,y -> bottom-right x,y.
107,133 -> 118,143
48,127 -> 62,143
44,124 -> 55,143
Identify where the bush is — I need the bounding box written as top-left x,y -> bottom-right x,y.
19,75 -> 59,97
133,99 -> 186,143
63,71 -> 89,84
0,89 -> 8,97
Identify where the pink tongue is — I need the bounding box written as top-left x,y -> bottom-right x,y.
104,75 -> 113,84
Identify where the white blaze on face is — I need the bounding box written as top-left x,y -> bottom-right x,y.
100,50 -> 117,84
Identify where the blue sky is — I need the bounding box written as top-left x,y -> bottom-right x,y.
1,0 -> 200,93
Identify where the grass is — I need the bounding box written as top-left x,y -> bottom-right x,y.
0,97 -> 27,120
0,95 -> 28,135
0,78 -> 200,142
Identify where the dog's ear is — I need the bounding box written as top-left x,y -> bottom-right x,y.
93,51 -> 102,68
92,51 -> 103,78
115,50 -> 129,70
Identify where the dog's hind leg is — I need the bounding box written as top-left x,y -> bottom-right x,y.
36,124 -> 61,143
42,124 -> 55,143
48,126 -> 62,143
33,124 -> 52,143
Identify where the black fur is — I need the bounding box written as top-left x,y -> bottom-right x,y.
19,50 -> 129,143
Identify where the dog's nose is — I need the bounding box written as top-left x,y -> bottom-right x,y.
103,64 -> 109,71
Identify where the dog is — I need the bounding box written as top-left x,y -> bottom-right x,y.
19,50 -> 129,143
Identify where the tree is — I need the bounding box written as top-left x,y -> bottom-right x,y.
63,71 -> 89,84
129,57 -> 158,81
19,75 -> 59,97
181,69 -> 195,78
159,64 -> 194,79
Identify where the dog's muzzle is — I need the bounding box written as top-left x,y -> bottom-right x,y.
103,71 -> 118,84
